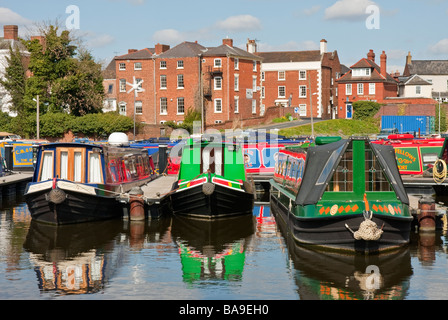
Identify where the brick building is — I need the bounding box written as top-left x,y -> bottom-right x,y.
109,38 -> 262,133
256,39 -> 341,120
337,50 -> 398,119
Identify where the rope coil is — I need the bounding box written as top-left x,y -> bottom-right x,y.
433,159 -> 447,184
346,211 -> 384,241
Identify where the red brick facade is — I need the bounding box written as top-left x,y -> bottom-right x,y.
337,50 -> 399,119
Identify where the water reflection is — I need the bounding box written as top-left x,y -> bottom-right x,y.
171,214 -> 255,284
273,205 -> 413,300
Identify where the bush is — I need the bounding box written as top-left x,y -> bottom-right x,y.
352,101 -> 382,120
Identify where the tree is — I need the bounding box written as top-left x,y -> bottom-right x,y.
23,24 -> 104,116
352,101 -> 382,120
0,44 -> 27,115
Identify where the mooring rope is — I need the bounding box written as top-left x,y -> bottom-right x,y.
433,159 -> 447,184
346,211 -> 384,241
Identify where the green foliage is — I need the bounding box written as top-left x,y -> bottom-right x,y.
352,101 -> 382,120
435,103 -> 447,133
279,119 -> 380,138
22,25 -> 104,116
166,108 -> 202,133
71,113 -> 134,139
0,44 -> 27,115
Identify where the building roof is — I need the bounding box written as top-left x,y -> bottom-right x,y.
158,41 -> 207,58
256,50 -> 321,63
102,59 -> 116,79
338,58 -> 397,83
404,74 -> 432,86
203,44 -> 262,60
0,38 -> 27,52
405,60 -> 448,75
115,48 -> 154,60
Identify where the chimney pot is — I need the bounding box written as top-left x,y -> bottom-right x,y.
367,49 -> 375,62
222,38 -> 233,47
380,50 -> 387,78
155,43 -> 170,55
320,39 -> 327,54
4,25 -> 18,41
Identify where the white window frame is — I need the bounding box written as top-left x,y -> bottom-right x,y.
299,85 -> 307,98
234,58 -> 239,70
119,63 -> 126,71
278,71 -> 285,81
358,83 -> 364,95
214,99 -> 222,113
214,59 -> 222,68
252,99 -> 256,114
253,61 -> 257,72
160,61 -> 166,69
134,62 -> 142,70
160,97 -> 167,115
346,83 -> 352,95
177,74 -> 184,89
160,75 -> 167,89
299,70 -> 306,80
299,104 -> 307,116
234,74 -> 239,91
119,102 -> 126,116
278,86 -> 286,98
135,100 -> 142,114
177,97 -> 185,114
214,76 -> 222,90
234,96 -> 239,113
369,83 -> 375,95
253,76 -> 257,91
119,79 -> 126,92
177,60 -> 184,69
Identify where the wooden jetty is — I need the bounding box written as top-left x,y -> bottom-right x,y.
0,172 -> 33,197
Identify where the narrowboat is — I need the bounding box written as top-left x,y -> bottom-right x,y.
373,134 -> 444,175
270,136 -> 413,254
24,133 -> 157,225
170,137 -> 255,219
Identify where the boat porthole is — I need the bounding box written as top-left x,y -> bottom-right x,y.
388,204 -> 395,215
330,205 -> 338,216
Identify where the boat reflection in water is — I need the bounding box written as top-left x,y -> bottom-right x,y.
274,205 -> 413,300
171,214 -> 256,283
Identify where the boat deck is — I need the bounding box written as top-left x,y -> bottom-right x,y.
141,174 -> 177,203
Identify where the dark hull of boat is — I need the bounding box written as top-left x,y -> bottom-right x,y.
25,188 -> 126,225
270,194 -> 413,254
170,182 -> 254,219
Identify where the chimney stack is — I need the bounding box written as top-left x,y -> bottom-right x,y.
406,51 -> 412,65
222,38 -> 233,47
247,39 -> 257,53
155,43 -> 170,55
4,25 -> 18,41
320,39 -> 327,54
380,51 -> 387,78
367,49 -> 375,62
128,49 -> 137,54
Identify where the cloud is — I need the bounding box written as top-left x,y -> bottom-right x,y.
215,15 -> 262,33
324,0 -> 377,21
0,7 -> 32,25
86,33 -> 115,48
152,29 -> 184,44
429,38 -> 448,54
303,5 -> 322,16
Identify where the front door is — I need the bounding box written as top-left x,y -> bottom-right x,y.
346,104 -> 353,119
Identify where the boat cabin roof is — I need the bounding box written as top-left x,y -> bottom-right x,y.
295,137 -> 409,206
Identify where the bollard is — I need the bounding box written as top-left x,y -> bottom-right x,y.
418,197 -> 436,232
129,187 -> 145,221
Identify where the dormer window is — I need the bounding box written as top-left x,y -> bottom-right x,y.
352,68 -> 371,77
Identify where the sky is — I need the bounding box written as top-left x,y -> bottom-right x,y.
1,0 -> 448,74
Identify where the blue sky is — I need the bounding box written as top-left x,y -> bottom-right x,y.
1,0 -> 448,73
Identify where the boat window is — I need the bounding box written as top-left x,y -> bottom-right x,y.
318,144 -> 345,186
88,152 -> 103,183
325,144 -> 353,191
202,146 -> 223,175
74,151 -> 83,182
60,151 -> 68,179
365,143 -> 393,192
39,151 -> 54,181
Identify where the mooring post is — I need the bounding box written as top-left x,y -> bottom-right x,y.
129,187 -> 145,221
418,197 -> 436,232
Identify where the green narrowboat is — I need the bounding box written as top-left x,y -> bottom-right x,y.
170,138 -> 255,219
270,136 -> 413,254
